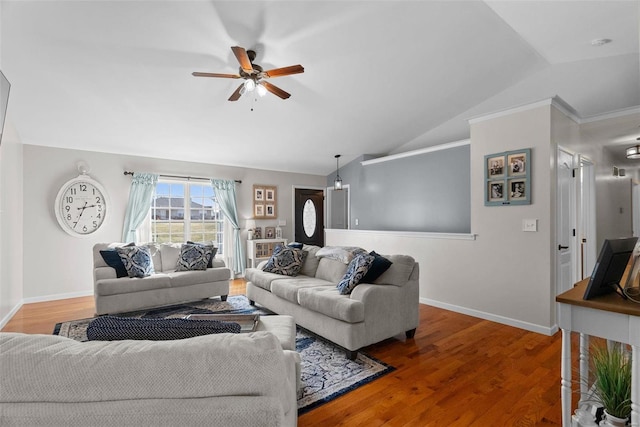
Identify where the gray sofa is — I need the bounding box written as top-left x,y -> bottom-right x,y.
246,245 -> 419,359
93,243 -> 231,315
0,331 -> 299,426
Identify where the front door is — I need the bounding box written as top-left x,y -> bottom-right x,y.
295,188 -> 324,246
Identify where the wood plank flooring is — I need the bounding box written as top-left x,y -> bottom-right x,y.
2,279 -> 571,426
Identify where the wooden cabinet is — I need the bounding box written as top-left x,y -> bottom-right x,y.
247,239 -> 288,269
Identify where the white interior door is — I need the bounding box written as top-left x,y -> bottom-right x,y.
557,148 -> 576,294
577,156 -> 596,279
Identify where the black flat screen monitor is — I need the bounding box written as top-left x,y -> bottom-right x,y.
583,237 -> 638,300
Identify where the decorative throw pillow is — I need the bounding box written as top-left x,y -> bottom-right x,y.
263,245 -> 308,276
176,243 -> 214,271
337,253 -> 375,295
287,242 -> 303,249
99,250 -> 129,278
186,241 -> 218,268
116,245 -> 155,278
361,251 -> 393,283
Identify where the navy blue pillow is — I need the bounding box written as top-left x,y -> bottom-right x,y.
288,242 -> 303,249
187,241 -> 218,268
100,250 -> 128,278
361,251 -> 393,283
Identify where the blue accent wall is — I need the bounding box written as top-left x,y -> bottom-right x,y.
327,145 -> 470,233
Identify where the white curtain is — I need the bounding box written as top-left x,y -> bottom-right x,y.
211,179 -> 245,274
121,173 -> 158,243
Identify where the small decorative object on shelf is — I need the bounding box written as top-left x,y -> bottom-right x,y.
275,224 -> 282,239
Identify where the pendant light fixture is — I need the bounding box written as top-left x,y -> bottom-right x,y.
626,138 -> 640,159
334,154 -> 343,190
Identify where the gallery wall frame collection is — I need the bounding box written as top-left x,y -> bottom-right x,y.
253,184 -> 277,218
484,148 -> 531,206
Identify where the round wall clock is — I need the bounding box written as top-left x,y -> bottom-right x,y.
54,174 -> 109,237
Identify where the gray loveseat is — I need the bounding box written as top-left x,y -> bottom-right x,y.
93,242 -> 231,315
0,331 -> 299,426
246,245 -> 419,359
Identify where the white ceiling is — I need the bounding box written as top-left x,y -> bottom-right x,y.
2,1 -> 639,175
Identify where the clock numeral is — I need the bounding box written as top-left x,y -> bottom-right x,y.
66,196 -> 73,203
70,188 -> 77,195
97,205 -> 102,212
72,221 -> 78,228
66,214 -> 71,220
95,196 -> 101,203
82,225 -> 87,232
97,213 -> 101,219
79,184 -> 87,192
93,221 -> 97,228
65,205 -> 70,212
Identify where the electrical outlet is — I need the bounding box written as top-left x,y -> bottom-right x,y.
522,219 -> 537,232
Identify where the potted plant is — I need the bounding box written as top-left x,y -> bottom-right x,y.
591,343 -> 632,426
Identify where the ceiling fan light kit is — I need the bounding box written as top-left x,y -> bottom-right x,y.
626,144 -> 640,159
192,46 -> 304,104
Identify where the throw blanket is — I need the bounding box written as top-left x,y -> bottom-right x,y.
87,316 -> 241,341
315,246 -> 367,264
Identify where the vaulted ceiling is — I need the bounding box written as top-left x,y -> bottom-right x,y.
2,1 -> 639,175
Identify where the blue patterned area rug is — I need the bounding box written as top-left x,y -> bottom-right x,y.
53,295 -> 395,415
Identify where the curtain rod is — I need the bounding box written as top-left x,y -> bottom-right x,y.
123,171 -> 241,184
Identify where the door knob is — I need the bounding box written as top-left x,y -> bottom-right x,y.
558,245 -> 569,250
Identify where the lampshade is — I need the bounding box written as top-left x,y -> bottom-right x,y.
244,80 -> 256,92
334,154 -> 343,191
256,83 -> 267,97
626,145 -> 640,159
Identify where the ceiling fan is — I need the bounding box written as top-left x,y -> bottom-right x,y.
192,46 -> 304,101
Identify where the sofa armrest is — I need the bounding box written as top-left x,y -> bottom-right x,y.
256,260 -> 268,270
211,258 -> 226,268
94,266 -> 117,282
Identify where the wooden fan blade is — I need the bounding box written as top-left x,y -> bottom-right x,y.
192,72 -> 241,79
231,46 -> 254,73
228,83 -> 244,101
262,81 -> 291,99
264,65 -> 304,78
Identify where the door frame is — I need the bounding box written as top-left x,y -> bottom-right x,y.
325,184 -> 350,230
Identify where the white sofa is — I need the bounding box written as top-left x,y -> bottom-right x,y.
93,242 -> 231,315
246,245 -> 419,359
0,331 -> 299,426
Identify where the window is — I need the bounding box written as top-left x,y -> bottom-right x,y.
150,181 -> 224,254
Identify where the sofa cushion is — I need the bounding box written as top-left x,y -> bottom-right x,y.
117,245 -> 155,278
159,243 -> 182,272
373,254 -> 416,286
270,278 -> 334,303
361,251 -> 393,283
176,243 -> 215,271
95,274 -> 171,296
297,287 -> 365,323
245,268 -> 289,291
337,253 -> 375,295
314,257 -> 349,283
263,246 -> 307,276
145,243 -> 163,272
299,245 -> 321,277
168,268 -> 230,288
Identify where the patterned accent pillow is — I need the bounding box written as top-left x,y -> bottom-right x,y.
116,245 -> 155,278
176,243 -> 214,271
263,245 -> 308,276
186,241 -> 218,268
337,253 -> 375,295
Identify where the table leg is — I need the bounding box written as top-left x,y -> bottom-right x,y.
632,344 -> 639,427
579,333 -> 590,405
561,328 -> 572,427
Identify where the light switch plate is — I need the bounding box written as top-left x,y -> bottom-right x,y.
523,219 -> 537,232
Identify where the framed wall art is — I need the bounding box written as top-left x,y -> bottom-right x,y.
484,148 -> 531,206
265,226 -> 276,239
253,185 -> 277,219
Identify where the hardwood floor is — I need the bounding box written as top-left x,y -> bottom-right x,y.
2,279 -> 571,426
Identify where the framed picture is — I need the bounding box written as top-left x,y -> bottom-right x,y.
265,226 -> 275,239
253,226 -> 262,240
253,185 -> 277,219
484,148 -> 531,206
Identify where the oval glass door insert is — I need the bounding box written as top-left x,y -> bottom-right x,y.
303,199 -> 317,238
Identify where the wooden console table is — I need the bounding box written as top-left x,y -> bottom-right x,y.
556,279 -> 640,426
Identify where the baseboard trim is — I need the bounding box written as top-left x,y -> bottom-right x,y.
22,290 -> 93,305
0,301 -> 24,330
420,298 -> 558,336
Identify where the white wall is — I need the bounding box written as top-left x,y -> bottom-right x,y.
329,102 -> 558,334
22,144 -> 324,301
0,121 -> 24,325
